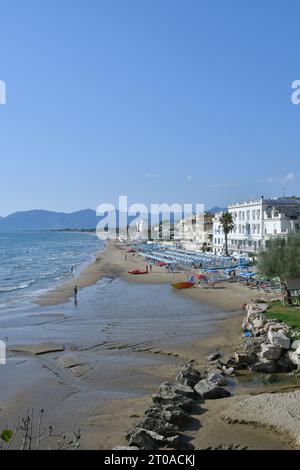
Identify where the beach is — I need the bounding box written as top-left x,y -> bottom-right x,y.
0,241 -> 296,449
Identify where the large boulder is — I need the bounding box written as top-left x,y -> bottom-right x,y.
289,345 -> 300,371
235,351 -> 257,366
207,371 -> 227,386
259,343 -> 283,361
194,379 -> 231,399
291,340 -> 300,351
268,330 -> 290,349
250,360 -> 277,373
159,381 -> 196,399
145,405 -> 189,426
129,428 -> 180,449
176,363 -> 202,388
152,393 -> 194,411
135,417 -> 179,437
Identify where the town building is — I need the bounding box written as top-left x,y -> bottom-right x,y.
213,197 -> 300,255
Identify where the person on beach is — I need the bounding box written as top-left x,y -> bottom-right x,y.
74,285 -> 78,298
71,266 -> 74,276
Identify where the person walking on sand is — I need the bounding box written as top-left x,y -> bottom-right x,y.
71,266 -> 74,276
74,285 -> 78,298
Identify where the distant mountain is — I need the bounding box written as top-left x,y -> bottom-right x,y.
207,207 -> 228,215
0,209 -> 140,232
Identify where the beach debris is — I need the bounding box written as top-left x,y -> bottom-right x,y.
222,365 -> 235,376
176,362 -> 202,387
206,352 -> 222,362
9,342 -> 65,356
194,379 -> 231,399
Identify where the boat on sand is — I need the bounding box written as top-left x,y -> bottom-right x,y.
172,281 -> 195,289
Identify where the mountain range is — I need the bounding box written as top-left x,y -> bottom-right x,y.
0,207 -> 227,232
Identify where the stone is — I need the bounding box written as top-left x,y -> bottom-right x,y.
206,352 -> 221,361
136,417 -> 179,437
129,429 -> 180,449
128,429 -> 157,449
113,446 -> 139,450
252,317 -> 266,330
159,381 -> 196,399
207,371 -> 227,386
268,330 -> 290,350
152,393 -> 195,411
291,340 -> 300,351
277,353 -> 293,372
176,363 -> 202,388
145,406 -> 189,426
259,343 -> 283,361
250,360 -> 277,373
235,351 -> 257,365
194,379 -> 231,399
289,345 -> 300,371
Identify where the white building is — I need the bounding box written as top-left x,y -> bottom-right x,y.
176,213 -> 213,251
213,197 -> 300,255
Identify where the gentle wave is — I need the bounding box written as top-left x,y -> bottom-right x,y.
0,279 -> 35,292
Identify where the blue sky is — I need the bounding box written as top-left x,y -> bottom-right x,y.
0,0 -> 300,216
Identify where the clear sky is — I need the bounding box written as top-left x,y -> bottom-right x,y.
0,0 -> 300,216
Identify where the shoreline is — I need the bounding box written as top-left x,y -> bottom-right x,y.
3,241 -> 297,449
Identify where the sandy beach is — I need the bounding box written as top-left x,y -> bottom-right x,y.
0,241 -> 296,450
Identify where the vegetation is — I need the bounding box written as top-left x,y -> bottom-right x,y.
0,409 -> 81,450
258,231 -> 300,280
219,212 -> 235,256
266,301 -> 300,333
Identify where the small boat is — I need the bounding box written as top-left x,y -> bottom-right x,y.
128,269 -> 149,275
172,281 -> 195,289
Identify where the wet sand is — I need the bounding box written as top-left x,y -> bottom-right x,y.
1,241 -> 296,450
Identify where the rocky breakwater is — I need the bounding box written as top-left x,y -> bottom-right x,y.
230,301 -> 300,374
114,362 -> 232,450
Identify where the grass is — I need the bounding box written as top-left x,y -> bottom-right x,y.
266,301 -> 300,335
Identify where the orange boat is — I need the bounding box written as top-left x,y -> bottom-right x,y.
172,281 -> 195,289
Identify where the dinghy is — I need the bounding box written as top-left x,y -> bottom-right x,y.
172,281 -> 195,289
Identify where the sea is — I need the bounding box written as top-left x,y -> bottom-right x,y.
0,231 -> 104,309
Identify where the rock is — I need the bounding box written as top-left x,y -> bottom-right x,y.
207,372 -> 227,386
250,360 -> 277,373
235,352 -> 257,365
176,363 -> 202,387
268,330 -> 290,350
194,379 -> 231,399
291,340 -> 300,351
152,393 -> 195,411
128,429 -> 157,449
277,352 -> 293,372
206,352 -> 221,361
145,405 -> 189,426
289,345 -> 300,371
252,317 -> 266,330
113,446 -> 139,450
136,417 -> 179,437
259,343 -> 283,361
159,381 -> 196,399
129,429 -> 180,449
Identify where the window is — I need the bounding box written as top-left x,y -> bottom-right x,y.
247,210 -> 250,220
257,210 -> 260,219
257,224 -> 260,233
252,210 -> 256,220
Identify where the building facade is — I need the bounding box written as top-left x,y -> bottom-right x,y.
213,197 -> 300,255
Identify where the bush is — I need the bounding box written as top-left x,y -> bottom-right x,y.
258,232 -> 300,280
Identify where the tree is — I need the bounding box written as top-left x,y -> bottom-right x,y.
258,231 -> 300,280
219,212 -> 235,256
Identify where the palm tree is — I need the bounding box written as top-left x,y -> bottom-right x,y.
219,212 -> 235,256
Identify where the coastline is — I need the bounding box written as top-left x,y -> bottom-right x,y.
2,241 -> 296,449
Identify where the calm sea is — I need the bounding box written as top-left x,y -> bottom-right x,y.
0,231 -> 104,309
